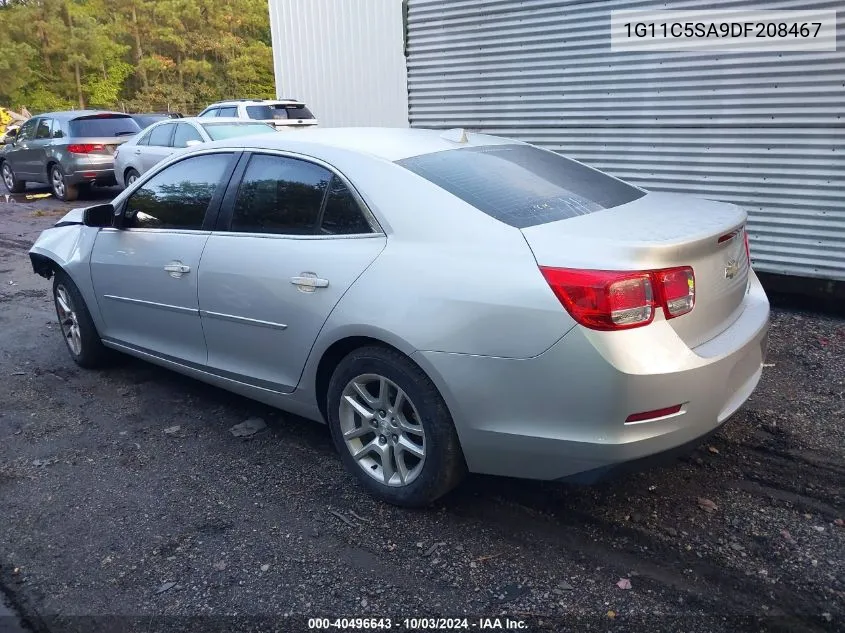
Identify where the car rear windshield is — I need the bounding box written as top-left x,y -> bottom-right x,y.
201,122 -> 275,140
245,104 -> 314,120
397,144 -> 645,229
68,115 -> 141,138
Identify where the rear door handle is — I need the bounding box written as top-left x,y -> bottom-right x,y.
290,273 -> 329,292
164,261 -> 191,277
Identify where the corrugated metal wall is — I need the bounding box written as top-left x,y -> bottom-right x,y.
406,0 -> 845,281
269,0 -> 409,127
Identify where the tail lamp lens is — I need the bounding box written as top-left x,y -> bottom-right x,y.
540,266 -> 695,331
67,143 -> 105,154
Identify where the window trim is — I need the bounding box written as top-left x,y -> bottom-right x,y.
214,149 -> 383,238
112,149 -> 242,233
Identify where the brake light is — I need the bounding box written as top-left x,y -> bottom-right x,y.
67,143 -> 105,154
743,229 -> 751,263
539,266 -> 695,331
625,404 -> 683,423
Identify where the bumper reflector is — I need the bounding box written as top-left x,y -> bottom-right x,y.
625,404 -> 683,424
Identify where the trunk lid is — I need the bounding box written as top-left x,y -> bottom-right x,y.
521,191 -> 750,348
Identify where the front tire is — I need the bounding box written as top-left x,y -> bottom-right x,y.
53,271 -> 111,368
327,346 -> 466,507
1,161 -> 26,194
50,164 -> 78,202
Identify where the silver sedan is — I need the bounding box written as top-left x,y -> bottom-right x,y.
28,128 -> 770,507
113,117 -> 275,188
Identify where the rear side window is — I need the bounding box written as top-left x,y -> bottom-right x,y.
397,145 -> 645,229
319,177 -> 373,235
68,115 -> 140,138
199,108 -> 218,118
124,153 -> 231,230
147,124 -> 175,147
230,154 -> 330,234
246,104 -> 314,120
172,123 -> 203,148
217,107 -> 238,117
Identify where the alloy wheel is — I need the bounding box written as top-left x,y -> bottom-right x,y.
127,171 -> 138,185
339,373 -> 426,487
51,167 -> 65,198
2,164 -> 14,190
55,284 -> 82,356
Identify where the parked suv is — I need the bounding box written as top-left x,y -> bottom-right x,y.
197,99 -> 318,130
0,110 -> 141,201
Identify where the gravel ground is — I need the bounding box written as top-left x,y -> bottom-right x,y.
0,187 -> 843,633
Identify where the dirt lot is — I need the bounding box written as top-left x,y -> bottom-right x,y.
0,186 -> 843,633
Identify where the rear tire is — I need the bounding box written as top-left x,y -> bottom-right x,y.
52,271 -> 111,368
326,346 -> 466,507
124,168 -> 140,188
1,161 -> 26,194
50,164 -> 78,202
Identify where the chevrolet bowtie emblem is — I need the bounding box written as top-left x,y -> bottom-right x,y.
725,258 -> 739,280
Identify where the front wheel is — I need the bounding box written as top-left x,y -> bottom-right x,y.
50,164 -> 78,202
1,161 -> 25,194
124,168 -> 140,188
53,271 -> 111,368
327,346 -> 466,507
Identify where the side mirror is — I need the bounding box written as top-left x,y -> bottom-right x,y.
83,203 -> 116,228
185,140 -> 202,147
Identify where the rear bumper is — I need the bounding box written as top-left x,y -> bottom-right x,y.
65,167 -> 116,186
413,270 -> 770,481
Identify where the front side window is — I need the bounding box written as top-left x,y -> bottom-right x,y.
17,119 -> 37,141
35,119 -> 53,139
397,145 -> 646,229
172,123 -> 203,148
147,123 -> 175,147
319,177 -> 373,235
123,153 -> 232,230
198,108 -> 218,118
230,154 -> 330,234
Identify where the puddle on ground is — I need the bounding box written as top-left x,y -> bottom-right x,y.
1,192 -> 53,204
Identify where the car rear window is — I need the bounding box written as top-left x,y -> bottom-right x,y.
246,104 -> 314,120
68,115 -> 141,138
397,144 -> 645,229
201,122 -> 275,140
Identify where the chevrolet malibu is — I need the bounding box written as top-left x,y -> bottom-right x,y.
28,128 -> 770,507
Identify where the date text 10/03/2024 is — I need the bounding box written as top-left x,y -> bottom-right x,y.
307,618 -> 528,630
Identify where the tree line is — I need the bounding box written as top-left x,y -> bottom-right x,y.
0,0 -> 276,115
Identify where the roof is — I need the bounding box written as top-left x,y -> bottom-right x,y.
37,110 -> 131,121
207,127 -> 518,162
205,99 -> 304,107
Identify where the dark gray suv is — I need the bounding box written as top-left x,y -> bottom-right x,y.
0,110 -> 141,201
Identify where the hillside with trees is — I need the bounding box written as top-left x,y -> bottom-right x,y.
0,0 -> 276,115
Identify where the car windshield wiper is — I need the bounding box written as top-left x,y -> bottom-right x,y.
115,131 -> 139,136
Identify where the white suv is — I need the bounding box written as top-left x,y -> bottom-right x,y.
197,99 -> 318,130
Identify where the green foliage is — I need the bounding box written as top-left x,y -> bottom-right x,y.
0,0 -> 276,114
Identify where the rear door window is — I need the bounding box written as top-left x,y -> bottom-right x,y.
397,145 -> 645,229
35,119 -> 53,139
229,154 -> 331,234
217,107 -> 238,117
319,177 -> 373,235
68,115 -> 141,138
123,153 -> 233,230
147,123 -> 176,147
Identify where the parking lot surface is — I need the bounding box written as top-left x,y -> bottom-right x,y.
1,187 -> 843,632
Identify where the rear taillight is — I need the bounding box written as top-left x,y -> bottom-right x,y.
743,229 -> 751,263
67,143 -> 105,154
540,266 -> 695,331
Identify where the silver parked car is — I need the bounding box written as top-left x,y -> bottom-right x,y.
1,111 -> 141,201
113,117 -> 275,188
28,128 -> 770,507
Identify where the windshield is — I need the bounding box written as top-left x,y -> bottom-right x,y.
201,122 -> 275,140
397,144 -> 645,229
245,104 -> 314,121
68,115 -> 141,138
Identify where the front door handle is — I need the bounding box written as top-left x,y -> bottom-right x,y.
290,273 -> 329,292
164,261 -> 191,278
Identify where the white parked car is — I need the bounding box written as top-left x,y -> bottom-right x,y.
113,117 -> 274,188
197,99 -> 318,131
